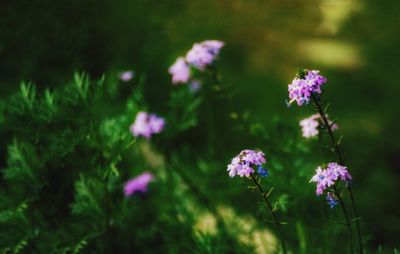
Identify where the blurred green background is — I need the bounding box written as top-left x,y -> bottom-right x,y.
1,0 -> 399,251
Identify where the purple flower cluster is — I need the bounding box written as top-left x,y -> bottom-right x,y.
227,149 -> 267,178
299,114 -> 338,139
310,162 -> 352,195
130,111 -> 165,139
124,171 -> 154,196
186,40 -> 224,70
168,40 -> 224,85
288,69 -> 327,106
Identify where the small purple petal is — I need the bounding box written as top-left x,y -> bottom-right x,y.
124,171 -> 154,196
119,71 -> 134,82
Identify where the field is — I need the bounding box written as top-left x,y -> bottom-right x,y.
0,0 -> 399,253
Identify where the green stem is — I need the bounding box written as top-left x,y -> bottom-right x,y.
312,95 -> 363,253
348,185 -> 363,253
250,174 -> 287,254
333,185 -> 354,253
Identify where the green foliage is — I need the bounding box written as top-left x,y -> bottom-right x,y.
0,72 -> 258,253
167,86 -> 202,133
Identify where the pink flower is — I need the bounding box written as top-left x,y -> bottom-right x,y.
299,114 -> 338,139
186,40 -> 224,70
288,69 -> 327,106
168,57 -> 191,84
300,114 -> 320,138
119,71 -> 134,82
130,112 -> 165,139
124,172 -> 154,196
227,149 -> 267,178
328,162 -> 352,181
237,164 -> 254,177
310,163 -> 352,196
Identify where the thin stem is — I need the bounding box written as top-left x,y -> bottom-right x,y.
250,174 -> 287,254
312,95 -> 364,253
348,185 -> 363,253
312,95 -> 344,164
333,185 -> 354,253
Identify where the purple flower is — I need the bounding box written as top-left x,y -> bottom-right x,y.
124,171 -> 154,196
169,57 -> 191,84
299,114 -> 338,139
300,114 -> 320,138
130,112 -> 165,139
186,40 -> 224,70
257,165 -> 269,177
310,163 -> 352,196
189,80 -> 202,93
201,40 -> 225,55
288,69 -> 327,106
326,192 -> 339,208
119,71 -> 134,82
237,164 -> 254,177
227,149 -> 267,178
328,162 -> 352,181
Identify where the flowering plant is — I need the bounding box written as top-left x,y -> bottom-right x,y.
169,40 -> 224,85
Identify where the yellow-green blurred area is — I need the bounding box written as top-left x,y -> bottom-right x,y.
1,0 -> 399,251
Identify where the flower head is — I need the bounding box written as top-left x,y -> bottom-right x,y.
310,163 -> 352,196
130,112 -> 165,139
326,192 -> 339,208
119,70 -> 134,82
288,69 -> 327,106
124,171 -> 154,196
169,57 -> 191,84
227,149 -> 267,178
186,40 -> 224,70
328,162 -> 352,181
299,114 -> 338,139
300,114 -> 320,138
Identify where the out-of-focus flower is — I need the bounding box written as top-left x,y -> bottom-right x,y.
189,80 -> 202,93
119,70 -> 134,82
227,149 -> 267,178
124,171 -> 154,196
299,114 -> 338,139
201,40 -> 225,55
169,57 -> 191,84
310,163 -> 352,196
326,192 -> 339,208
168,40 -> 224,85
300,114 -> 320,138
186,40 -> 224,70
288,69 -> 327,106
130,112 -> 165,139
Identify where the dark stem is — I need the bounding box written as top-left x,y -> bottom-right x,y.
348,185 -> 363,253
312,95 -> 344,164
333,185 -> 354,253
250,174 -> 287,254
312,95 -> 363,254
